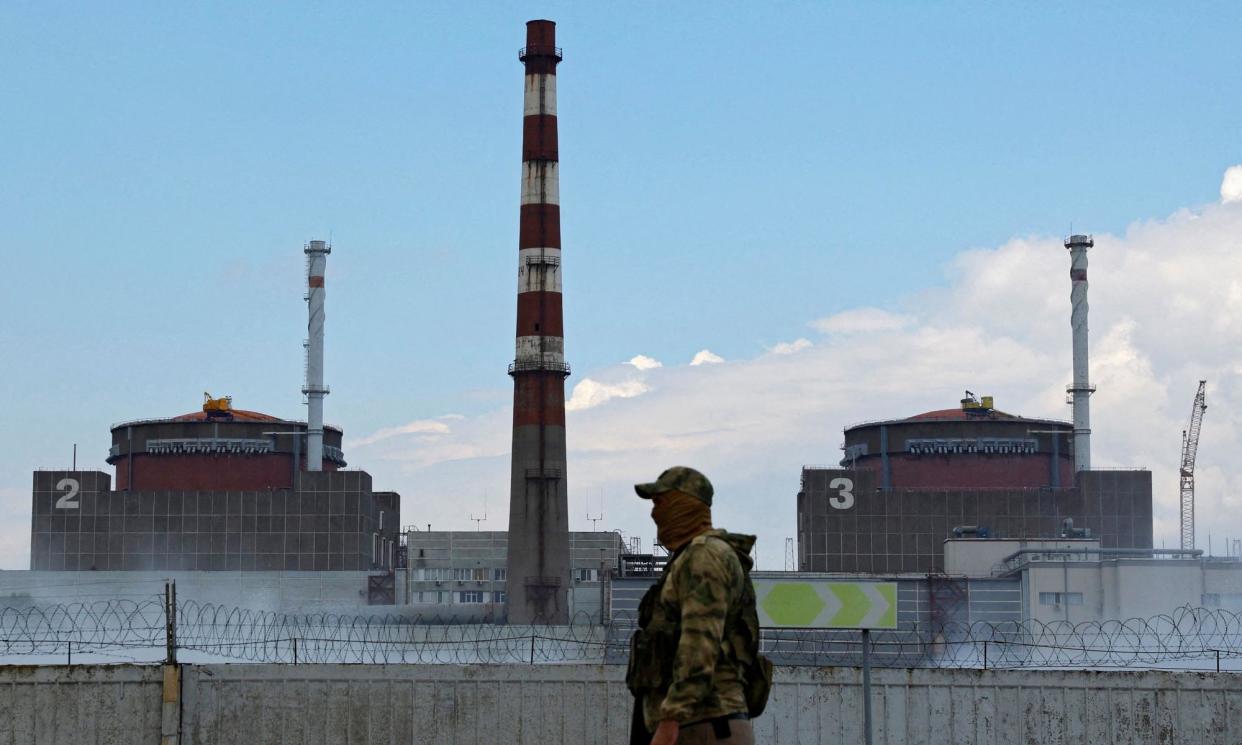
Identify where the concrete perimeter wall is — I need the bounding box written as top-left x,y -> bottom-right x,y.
0,665 -> 163,744
1,663 -> 1239,744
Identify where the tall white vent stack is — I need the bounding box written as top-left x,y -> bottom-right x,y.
304,239 -> 331,471
1064,234 -> 1095,472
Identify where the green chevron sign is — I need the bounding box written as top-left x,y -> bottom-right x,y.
753,580 -> 897,629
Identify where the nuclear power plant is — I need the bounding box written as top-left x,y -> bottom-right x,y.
16,20 -> 1220,631
9,17 -> 1242,745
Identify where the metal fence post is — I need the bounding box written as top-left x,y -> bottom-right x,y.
861,629 -> 873,745
530,635 -> 536,665
164,580 -> 177,664
293,637 -> 299,665
983,641 -> 988,670
67,640 -> 72,666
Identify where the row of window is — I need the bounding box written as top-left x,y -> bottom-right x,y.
1039,591 -> 1242,609
906,437 -> 1039,455
409,567 -> 603,582
371,533 -> 394,570
410,567 -> 507,581
411,591 -> 507,604
1038,591 -> 1083,606
1202,593 -> 1242,607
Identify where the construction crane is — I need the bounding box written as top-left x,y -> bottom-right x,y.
202,392 -> 233,417
1179,381 -> 1207,551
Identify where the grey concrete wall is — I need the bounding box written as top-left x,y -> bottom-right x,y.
0,665 -> 163,745
183,664 -> 632,745
182,664 -> 1242,745
1,663 -> 1238,744
0,570 -> 378,613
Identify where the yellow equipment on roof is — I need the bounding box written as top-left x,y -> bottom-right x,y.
960,391 -> 995,412
203,392 -> 233,413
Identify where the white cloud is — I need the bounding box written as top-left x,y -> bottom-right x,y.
812,308 -> 914,335
349,418 -> 454,448
627,355 -> 663,371
769,338 -> 812,355
350,191 -> 1242,567
566,378 -> 650,412
690,349 -> 725,366
1222,165 -> 1242,204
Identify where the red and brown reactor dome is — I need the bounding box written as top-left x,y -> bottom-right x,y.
107,394 -> 345,492
841,394 -> 1074,489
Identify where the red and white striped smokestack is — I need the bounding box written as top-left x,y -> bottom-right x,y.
505,20 -> 571,625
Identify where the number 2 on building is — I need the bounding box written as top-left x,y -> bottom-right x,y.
828,477 -> 854,510
55,478 -> 80,509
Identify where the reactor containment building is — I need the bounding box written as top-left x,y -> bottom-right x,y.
30,397 -> 401,572
797,395 -> 1153,574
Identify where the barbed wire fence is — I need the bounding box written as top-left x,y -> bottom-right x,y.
3,583 -> 1242,670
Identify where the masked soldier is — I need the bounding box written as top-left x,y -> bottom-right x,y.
626,467 -> 771,745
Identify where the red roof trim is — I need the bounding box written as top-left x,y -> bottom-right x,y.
905,408 -> 1019,422
170,409 -> 283,422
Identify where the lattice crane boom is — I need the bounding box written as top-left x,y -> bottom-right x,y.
1179,380 -> 1207,551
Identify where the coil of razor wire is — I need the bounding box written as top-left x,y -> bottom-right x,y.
4,598 -> 1242,669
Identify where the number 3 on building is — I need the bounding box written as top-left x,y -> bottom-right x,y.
828,477 -> 854,510
55,478 -> 81,509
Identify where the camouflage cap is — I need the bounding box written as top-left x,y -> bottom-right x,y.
634,466 -> 714,506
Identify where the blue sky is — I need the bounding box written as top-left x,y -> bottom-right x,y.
2,3 -> 1242,567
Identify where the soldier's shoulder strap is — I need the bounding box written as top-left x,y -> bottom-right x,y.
689,533 -> 730,552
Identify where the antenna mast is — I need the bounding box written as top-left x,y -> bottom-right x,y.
586,487 -> 603,531
471,491 -> 488,531
1179,380 -> 1207,551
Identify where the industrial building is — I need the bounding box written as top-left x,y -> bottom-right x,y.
797,396 -> 1153,574
398,530 -> 625,620
30,398 -> 401,573
798,235 -> 1160,576
606,538 -> 1240,644
29,239 -> 403,585
943,538 -> 1242,623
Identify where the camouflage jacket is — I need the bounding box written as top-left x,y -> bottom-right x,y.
628,529 -> 756,732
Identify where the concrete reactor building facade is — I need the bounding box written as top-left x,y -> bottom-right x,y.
30,397 -> 401,573
797,395 -> 1153,574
